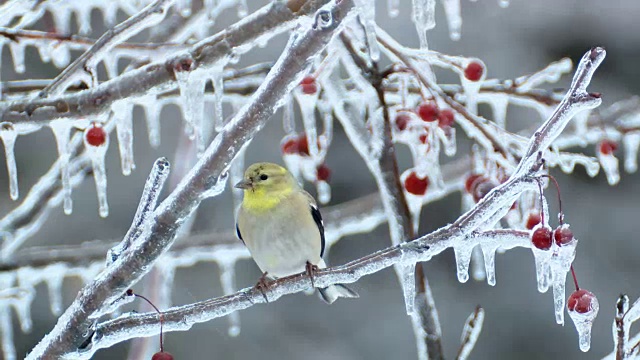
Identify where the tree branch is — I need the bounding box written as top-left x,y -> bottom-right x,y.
25,1 -> 356,358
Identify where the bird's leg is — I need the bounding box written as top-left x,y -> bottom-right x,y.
305,261 -> 320,288
254,272 -> 270,303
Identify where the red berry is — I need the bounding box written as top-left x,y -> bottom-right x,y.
152,352 -> 174,360
464,174 -> 484,193
437,109 -> 455,128
281,137 -> 299,154
417,103 -> 438,122
419,133 -> 427,144
404,172 -> 429,195
472,179 -> 496,203
174,58 -> 194,72
531,226 -> 553,250
85,124 -> 107,147
599,140 -> 618,155
464,61 -> 484,82
300,76 -> 317,95
567,289 -> 597,314
525,212 -> 542,230
316,164 -> 331,182
554,224 -> 574,246
395,114 -> 410,131
298,135 -> 310,155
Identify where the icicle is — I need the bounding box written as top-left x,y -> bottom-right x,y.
388,0 -> 400,17
487,94 -> 509,129
43,263 -> 67,315
597,151 -> 620,185
355,0 -> 380,61
453,244 -> 474,283
551,234 -> 577,325
51,6 -> 71,35
103,57 -> 120,80
531,245 -> 552,293
176,68 -> 207,153
498,0 -> 510,8
399,264 -> 416,315
8,41 -> 26,73
218,259 -> 241,336
316,180 -> 331,204
441,0 -> 462,41
113,101 -> 135,176
568,295 -> 599,352
441,126 -> 457,157
76,4 -> 92,34
0,123 -> 18,200
84,124 -> 110,217
14,269 -> 36,332
0,307 -> 15,360
141,95 -> 162,148
49,119 -> 73,214
237,0 -> 248,17
50,42 -> 71,69
411,0 -> 436,48
481,244 -> 498,286
623,132 -> 640,173
177,0 -> 192,17
470,246 -> 485,282
211,67 -> 225,132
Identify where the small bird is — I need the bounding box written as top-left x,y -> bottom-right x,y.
235,162 -> 358,304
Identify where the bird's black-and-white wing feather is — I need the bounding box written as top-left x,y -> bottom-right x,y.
310,204 -> 325,257
235,222 -> 244,245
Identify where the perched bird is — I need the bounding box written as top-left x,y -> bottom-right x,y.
235,162 -> 358,304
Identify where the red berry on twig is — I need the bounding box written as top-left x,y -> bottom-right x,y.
404,172 -> 429,195
85,124 -> 107,147
151,352 -> 174,360
464,61 -> 484,82
437,109 -> 455,128
300,76 -> 317,95
316,164 -> 331,182
531,226 -> 553,250
395,114 -> 410,131
464,174 -> 484,193
525,212 -> 542,230
281,137 -> 299,154
417,103 -> 438,122
568,289 -> 597,314
598,139 -> 618,155
554,224 -> 574,246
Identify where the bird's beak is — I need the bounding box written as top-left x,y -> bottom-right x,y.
235,179 -> 253,190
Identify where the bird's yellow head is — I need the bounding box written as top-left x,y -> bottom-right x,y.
235,162 -> 298,211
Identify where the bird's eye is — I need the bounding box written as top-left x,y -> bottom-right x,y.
260,174 -> 268,181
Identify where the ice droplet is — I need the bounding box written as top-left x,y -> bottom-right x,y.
441,0 -> 462,41
531,246 -> 552,293
49,119 -> 73,214
0,123 -> 19,200
399,264 -> 416,315
481,244 -> 498,286
141,96 -> 162,148
316,180 -> 331,204
470,246 -> 486,282
113,101 -> 135,176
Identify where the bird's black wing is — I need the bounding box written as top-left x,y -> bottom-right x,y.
235,222 -> 245,245
310,204 -> 325,257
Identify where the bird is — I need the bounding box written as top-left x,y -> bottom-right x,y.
235,162 -> 358,304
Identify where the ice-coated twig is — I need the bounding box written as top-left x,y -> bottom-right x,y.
39,0 -> 176,97
456,306 -> 485,360
107,158 -> 171,265
0,0 -> 336,124
615,294 -> 629,360
25,2 -> 355,358
339,31 -> 444,360
83,230 -> 530,357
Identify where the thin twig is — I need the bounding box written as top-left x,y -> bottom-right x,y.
615,294 -> 629,360
456,306 -> 485,360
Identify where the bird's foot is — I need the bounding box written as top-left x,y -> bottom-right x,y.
254,272 -> 270,303
305,261 -> 320,288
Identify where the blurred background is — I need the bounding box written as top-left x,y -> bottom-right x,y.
1,0 -> 640,359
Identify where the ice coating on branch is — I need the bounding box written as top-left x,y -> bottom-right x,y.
49,120 -> 73,214
211,65 -> 226,133
84,125 -> 110,217
282,95 -> 296,134
623,132 -> 640,173
355,0 -> 379,61
441,0 -> 462,40
458,307 -> 485,360
411,0 -> 436,48
8,41 -> 25,73
0,304 -> 15,360
0,123 -> 18,200
113,101 -> 135,176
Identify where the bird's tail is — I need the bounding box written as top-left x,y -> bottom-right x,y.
318,284 -> 359,304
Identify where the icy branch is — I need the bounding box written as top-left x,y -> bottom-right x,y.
26,1 -> 355,358
456,306 -> 485,360
39,0 -> 175,97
